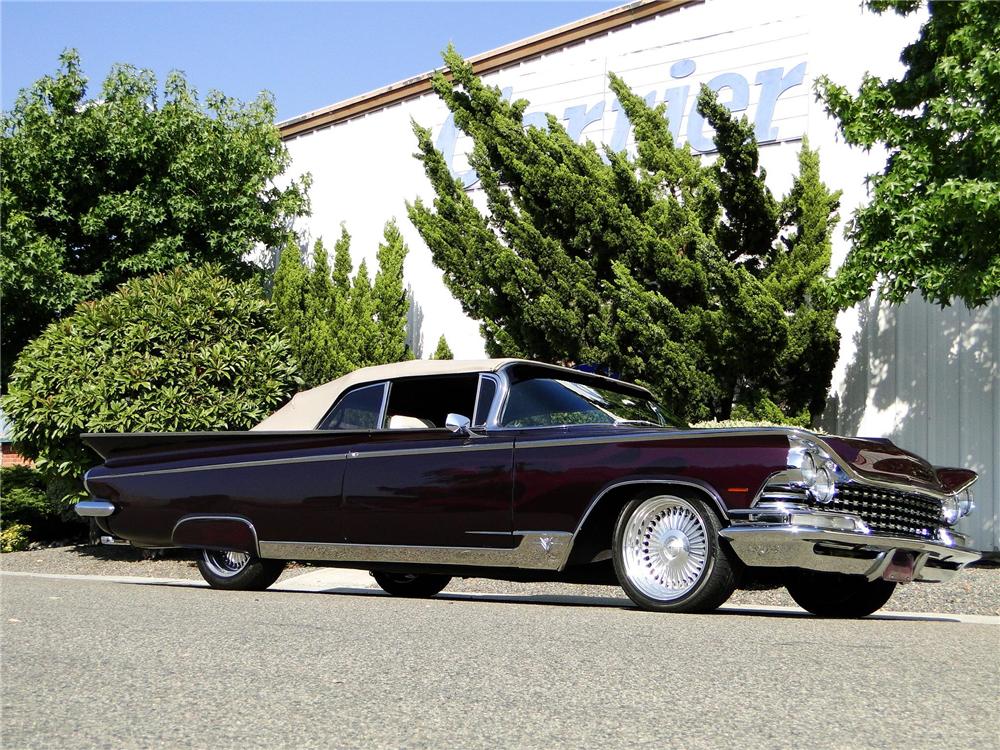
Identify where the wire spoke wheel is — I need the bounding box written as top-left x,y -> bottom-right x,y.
201,549 -> 251,578
621,496 -> 710,601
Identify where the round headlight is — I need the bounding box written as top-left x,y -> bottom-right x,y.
940,495 -> 960,525
800,452 -> 818,484
812,464 -> 836,504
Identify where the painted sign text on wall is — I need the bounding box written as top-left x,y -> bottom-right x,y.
436,59 -> 807,188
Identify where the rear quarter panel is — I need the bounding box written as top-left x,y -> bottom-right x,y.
85,433 -> 362,547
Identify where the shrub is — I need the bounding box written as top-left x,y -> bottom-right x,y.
0,523 -> 31,553
1,265 -> 301,498
1,465 -> 53,525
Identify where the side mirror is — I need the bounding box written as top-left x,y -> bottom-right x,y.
445,413 -> 472,435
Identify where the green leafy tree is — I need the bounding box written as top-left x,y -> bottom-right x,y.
433,335 -> 454,360
816,0 -> 1000,308
408,48 -> 840,422
0,50 -> 310,387
271,223 -> 412,387
0,266 -> 300,499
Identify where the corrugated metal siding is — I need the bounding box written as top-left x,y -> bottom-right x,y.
826,294 -> 998,553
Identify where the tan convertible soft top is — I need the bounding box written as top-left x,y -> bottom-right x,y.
252,359 -> 516,431
253,358 -> 651,431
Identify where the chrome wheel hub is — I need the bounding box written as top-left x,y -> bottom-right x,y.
622,496 -> 709,601
202,549 -> 250,578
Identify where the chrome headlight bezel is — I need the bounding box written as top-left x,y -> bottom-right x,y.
942,488 -> 974,525
957,488 -> 975,518
787,436 -> 844,505
940,495 -> 960,525
812,462 -> 836,504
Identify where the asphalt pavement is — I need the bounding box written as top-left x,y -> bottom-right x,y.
2,572 -> 998,749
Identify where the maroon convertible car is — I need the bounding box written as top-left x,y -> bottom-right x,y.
77,359 -> 980,616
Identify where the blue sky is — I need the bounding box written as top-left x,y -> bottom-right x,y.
2,1 -> 623,122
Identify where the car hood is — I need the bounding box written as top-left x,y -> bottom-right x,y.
821,435 -> 976,495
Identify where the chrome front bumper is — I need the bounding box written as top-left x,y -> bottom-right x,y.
721,510 -> 980,583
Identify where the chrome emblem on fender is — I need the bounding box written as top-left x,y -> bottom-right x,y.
539,536 -> 555,553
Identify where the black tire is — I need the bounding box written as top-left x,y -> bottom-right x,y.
612,494 -> 738,613
371,571 -> 451,598
786,571 -> 896,618
196,549 -> 285,591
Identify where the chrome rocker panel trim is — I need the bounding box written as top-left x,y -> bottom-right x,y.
259,531 -> 573,571
721,518 -> 981,583
75,500 -> 116,518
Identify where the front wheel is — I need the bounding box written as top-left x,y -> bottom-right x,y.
786,571 -> 896,618
613,494 -> 738,613
197,549 -> 285,591
371,571 -> 451,598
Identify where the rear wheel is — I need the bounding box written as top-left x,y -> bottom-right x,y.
371,571 -> 451,598
786,571 -> 896,618
613,494 -> 738,613
197,549 -> 285,591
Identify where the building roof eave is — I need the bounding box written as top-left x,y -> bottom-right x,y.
278,0 -> 699,139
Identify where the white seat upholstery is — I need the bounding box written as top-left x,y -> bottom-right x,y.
388,415 -> 436,429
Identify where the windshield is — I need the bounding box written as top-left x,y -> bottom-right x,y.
500,377 -> 680,428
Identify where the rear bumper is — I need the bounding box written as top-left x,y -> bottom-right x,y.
721,515 -> 980,583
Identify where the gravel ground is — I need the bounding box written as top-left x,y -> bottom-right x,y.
3,544 -> 998,615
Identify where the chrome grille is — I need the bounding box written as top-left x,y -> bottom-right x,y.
831,484 -> 942,539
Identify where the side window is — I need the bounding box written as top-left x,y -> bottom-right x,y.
473,375 -> 498,427
382,374 -> 479,429
318,383 -> 386,430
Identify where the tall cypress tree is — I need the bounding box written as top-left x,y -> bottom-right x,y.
271,237 -> 309,363
273,225 -> 415,385
372,220 -> 411,364
349,260 -> 378,368
433,335 -> 454,360
408,47 -> 840,422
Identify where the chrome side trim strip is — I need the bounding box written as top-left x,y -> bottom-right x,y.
258,531 -> 572,571
512,428 -> 791,450
349,442 -> 514,460
75,500 -> 116,518
171,514 -> 261,556
99,452 -> 348,480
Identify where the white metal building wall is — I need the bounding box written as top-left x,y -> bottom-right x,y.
823,297 -> 999,552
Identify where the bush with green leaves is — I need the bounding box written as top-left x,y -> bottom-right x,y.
1,265 -> 300,498
1,465 -> 52,526
0,464 -> 80,545
1,523 -> 30,553
0,50 -> 310,388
